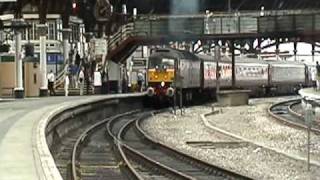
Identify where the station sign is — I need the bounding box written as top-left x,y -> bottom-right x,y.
132,60 -> 145,66
47,54 -> 64,64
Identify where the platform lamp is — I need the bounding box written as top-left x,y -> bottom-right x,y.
133,8 -> 137,20
72,0 -> 79,15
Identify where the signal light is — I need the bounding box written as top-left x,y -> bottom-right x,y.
72,1 -> 78,15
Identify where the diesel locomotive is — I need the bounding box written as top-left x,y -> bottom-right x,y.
146,48 -> 315,103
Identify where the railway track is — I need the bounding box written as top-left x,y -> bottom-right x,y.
51,121 -> 94,179
110,111 -> 251,180
54,108 -> 251,180
268,98 -> 320,134
107,111 -> 174,179
71,111 -> 139,180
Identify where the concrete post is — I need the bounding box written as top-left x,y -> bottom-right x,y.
14,27 -> 23,98
312,43 -> 315,63
12,19 -> 27,98
275,39 -> 280,61
257,38 -> 262,60
118,63 -> 123,93
62,28 -> 71,65
80,24 -> 85,58
38,24 -> 48,96
231,41 -> 236,88
215,45 -> 221,101
240,46 -> 245,60
84,32 -> 93,51
293,41 -> 297,62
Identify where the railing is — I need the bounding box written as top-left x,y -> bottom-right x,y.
103,9 -> 320,64
132,10 -> 320,38
54,63 -> 68,89
107,23 -> 134,52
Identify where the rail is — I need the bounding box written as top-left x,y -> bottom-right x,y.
107,108 -> 252,179
135,113 -> 252,179
106,111 -> 144,180
268,98 -> 320,134
71,111 -> 138,180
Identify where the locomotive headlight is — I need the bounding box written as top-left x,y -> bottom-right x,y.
163,65 -> 167,71
161,81 -> 165,87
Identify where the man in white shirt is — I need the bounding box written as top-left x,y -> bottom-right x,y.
78,68 -> 85,96
47,70 -> 56,96
94,70 -> 102,94
137,71 -> 144,92
65,73 -> 70,96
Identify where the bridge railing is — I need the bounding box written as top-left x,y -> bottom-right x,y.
106,9 -> 320,47
108,22 -> 134,52
104,10 -> 320,62
131,10 -> 320,38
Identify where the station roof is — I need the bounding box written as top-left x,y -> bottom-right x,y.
0,0 -> 319,32
1,0 -> 320,15
117,0 -> 320,14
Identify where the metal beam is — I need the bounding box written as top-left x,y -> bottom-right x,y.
230,40 -> 235,88
62,0 -> 72,28
39,0 -> 48,24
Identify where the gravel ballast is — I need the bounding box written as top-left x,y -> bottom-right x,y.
142,97 -> 320,179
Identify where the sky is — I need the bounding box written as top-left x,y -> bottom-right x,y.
261,41 -> 320,63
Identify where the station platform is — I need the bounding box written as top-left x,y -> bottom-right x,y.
299,88 -> 320,100
0,94 -> 144,180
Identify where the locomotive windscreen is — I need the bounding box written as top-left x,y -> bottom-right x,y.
149,57 -> 175,69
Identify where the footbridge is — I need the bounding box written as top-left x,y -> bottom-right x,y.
106,9 -> 320,63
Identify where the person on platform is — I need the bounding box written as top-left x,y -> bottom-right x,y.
47,70 -> 56,96
93,69 -> 102,94
65,73 -> 70,96
78,68 -> 85,96
316,61 -> 320,91
137,71 -> 144,92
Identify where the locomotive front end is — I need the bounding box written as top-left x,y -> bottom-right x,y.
147,57 -> 175,98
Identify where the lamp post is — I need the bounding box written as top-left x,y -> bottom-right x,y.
62,28 -> 72,65
215,45 -> 221,101
304,101 -> 314,171
11,19 -> 28,98
37,24 -> 49,96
